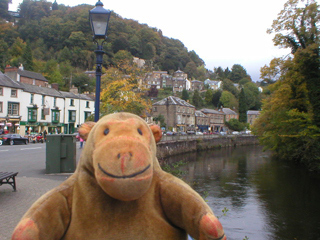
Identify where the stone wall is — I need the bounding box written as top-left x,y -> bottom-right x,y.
156,135 -> 258,159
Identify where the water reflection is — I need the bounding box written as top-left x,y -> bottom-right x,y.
164,145 -> 320,240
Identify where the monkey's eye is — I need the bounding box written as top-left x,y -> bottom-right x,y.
104,128 -> 109,135
138,128 -> 143,135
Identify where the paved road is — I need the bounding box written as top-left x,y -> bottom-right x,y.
0,142 -> 83,240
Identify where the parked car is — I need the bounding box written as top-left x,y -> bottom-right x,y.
232,131 -> 240,135
186,130 -> 195,135
178,132 -> 187,135
0,134 -> 29,145
219,131 -> 227,136
196,132 -> 203,135
165,131 -> 176,136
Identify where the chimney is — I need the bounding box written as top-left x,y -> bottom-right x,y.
51,83 -> 59,90
4,65 -> 18,73
4,65 -> 18,81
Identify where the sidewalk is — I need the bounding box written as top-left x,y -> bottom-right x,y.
0,145 -> 82,240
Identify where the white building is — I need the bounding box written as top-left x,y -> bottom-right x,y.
204,79 -> 222,90
0,71 -> 94,135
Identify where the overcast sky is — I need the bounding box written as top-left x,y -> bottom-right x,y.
9,0 -> 295,81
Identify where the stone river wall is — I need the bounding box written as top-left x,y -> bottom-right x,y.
156,135 -> 259,160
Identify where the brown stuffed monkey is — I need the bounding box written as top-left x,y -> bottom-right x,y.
12,112 -> 226,240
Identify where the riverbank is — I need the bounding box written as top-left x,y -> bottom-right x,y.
156,135 -> 258,160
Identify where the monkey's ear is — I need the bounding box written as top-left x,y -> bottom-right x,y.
79,121 -> 96,141
149,124 -> 162,143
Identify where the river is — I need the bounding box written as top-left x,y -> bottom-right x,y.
164,145 -> 320,240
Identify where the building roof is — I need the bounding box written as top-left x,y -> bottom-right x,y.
19,82 -> 61,97
191,80 -> 203,83
222,108 -> 237,115
1,71 -> 94,100
195,110 -> 208,118
0,72 -> 24,89
18,69 -> 48,82
200,108 -> 225,115
247,110 -> 260,115
60,91 -> 93,100
153,96 -> 195,108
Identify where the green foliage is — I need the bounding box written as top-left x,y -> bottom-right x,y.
229,64 -> 250,83
212,90 -> 222,108
222,78 -> 239,98
204,89 -> 213,105
1,2 -> 208,90
162,160 -> 186,177
21,42 -> 34,71
0,0 -> 11,21
191,90 -> 203,108
219,91 -> 238,110
239,88 -> 247,122
254,0 -> 320,171
225,118 -> 246,131
153,114 -> 166,128
181,89 -> 189,101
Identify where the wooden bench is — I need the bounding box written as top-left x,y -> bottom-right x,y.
0,172 -> 18,191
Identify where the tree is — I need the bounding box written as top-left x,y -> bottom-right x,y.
229,64 -> 249,83
219,91 -> 238,109
212,90 -> 222,107
243,82 -> 261,110
153,114 -> 166,129
181,89 -> 189,101
239,88 -> 247,123
260,57 -> 284,83
100,79 -> 151,116
267,0 -> 320,127
204,89 -> 213,105
0,0 -> 11,21
0,39 -> 9,71
225,118 -> 246,131
222,78 -> 239,98
21,42 -> 34,71
192,90 -> 202,108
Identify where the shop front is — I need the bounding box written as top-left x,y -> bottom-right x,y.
0,117 -> 21,134
20,121 -> 64,136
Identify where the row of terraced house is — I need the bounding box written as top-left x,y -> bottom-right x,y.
0,65 -> 95,135
152,96 -> 238,133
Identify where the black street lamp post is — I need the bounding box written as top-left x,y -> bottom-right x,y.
89,1 -> 111,122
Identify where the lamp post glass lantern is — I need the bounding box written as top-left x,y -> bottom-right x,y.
89,1 -> 111,122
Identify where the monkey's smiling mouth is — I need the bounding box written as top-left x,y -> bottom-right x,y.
98,163 -> 151,179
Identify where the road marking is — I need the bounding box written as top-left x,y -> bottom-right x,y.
20,147 -> 42,150
0,150 -> 9,152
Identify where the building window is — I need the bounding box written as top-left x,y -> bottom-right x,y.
11,89 -> 17,97
70,99 -> 74,106
0,87 -> 3,95
52,110 -> 60,123
8,102 -> 19,115
30,94 -> 34,104
42,95 -> 45,105
28,108 -> 37,122
68,110 -> 76,122
86,101 -> 89,108
153,107 -> 157,112
84,111 -> 91,121
41,109 -> 45,120
53,97 -> 57,107
0,102 -> 2,113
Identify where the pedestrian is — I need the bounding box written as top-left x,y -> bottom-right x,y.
79,136 -> 84,149
43,130 -> 47,142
